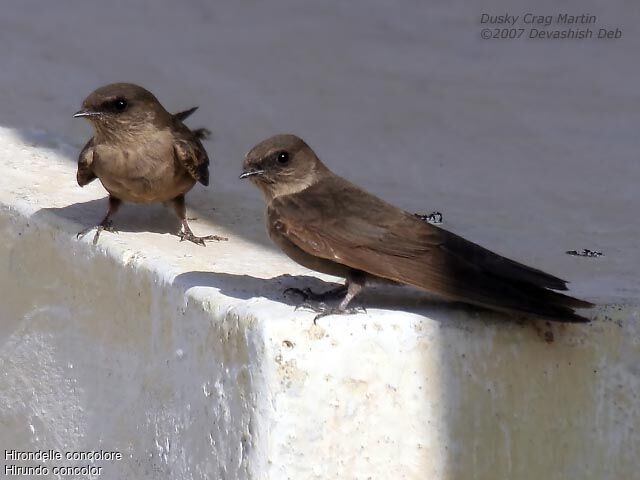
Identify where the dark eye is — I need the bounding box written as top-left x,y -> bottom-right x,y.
113,98 -> 128,112
276,151 -> 289,164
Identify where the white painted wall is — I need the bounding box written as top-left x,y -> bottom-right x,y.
0,0 -> 639,478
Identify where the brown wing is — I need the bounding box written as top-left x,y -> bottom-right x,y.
173,130 -> 209,186
77,138 -> 97,186
269,177 -> 592,321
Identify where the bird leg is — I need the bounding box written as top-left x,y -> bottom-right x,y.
77,196 -> 121,245
171,194 -> 227,246
294,271 -> 368,324
414,211 -> 443,224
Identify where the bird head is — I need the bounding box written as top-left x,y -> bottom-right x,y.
240,134 -> 328,200
74,83 -> 169,139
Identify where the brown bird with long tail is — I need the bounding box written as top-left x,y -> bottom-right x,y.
241,134 -> 593,322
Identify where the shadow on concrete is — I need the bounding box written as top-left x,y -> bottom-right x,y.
34,187 -> 276,249
173,269 -> 521,330
41,199 -> 180,236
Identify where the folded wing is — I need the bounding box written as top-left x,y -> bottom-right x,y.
77,138 -> 97,186
269,177 -> 592,321
173,130 -> 209,186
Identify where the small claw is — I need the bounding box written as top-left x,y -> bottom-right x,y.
295,301 -> 328,312
200,234 -> 228,242
179,231 -> 227,246
100,219 -> 118,233
292,300 -> 365,324
76,227 -> 93,240
312,309 -> 335,324
313,314 -> 329,325
78,220 -> 117,244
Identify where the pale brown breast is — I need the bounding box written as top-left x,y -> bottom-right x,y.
92,130 -> 196,203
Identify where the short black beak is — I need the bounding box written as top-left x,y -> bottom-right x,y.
73,109 -> 101,118
239,169 -> 265,180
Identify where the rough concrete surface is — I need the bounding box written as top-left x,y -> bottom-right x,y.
0,0 -> 639,479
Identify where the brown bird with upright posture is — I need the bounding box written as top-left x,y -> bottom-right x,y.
74,82 -> 226,245
241,134 -> 594,322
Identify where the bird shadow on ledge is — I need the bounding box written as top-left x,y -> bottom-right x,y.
38,198 -> 182,236
36,188 -> 277,249
172,270 -> 530,331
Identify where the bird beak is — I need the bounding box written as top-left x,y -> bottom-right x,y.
239,169 -> 265,179
73,109 -> 101,118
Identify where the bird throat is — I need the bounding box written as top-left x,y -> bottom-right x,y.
93,118 -> 160,145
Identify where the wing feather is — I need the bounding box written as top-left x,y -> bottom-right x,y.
77,138 -> 97,186
173,133 -> 209,186
172,106 -> 198,122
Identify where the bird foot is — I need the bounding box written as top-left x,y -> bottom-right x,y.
178,231 -> 228,246
77,220 -> 118,245
415,211 -> 443,224
284,286 -> 347,302
295,301 -> 367,325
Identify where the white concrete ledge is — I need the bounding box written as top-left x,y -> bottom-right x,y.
1,127 -> 639,479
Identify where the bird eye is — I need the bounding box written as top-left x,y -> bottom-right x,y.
113,98 -> 128,112
276,152 -> 289,164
